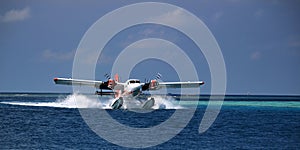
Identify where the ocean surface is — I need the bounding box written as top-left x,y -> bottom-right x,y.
0,93 -> 299,149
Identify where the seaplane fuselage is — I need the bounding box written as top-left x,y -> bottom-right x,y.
122,79 -> 142,98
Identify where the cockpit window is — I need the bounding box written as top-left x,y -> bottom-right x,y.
128,80 -> 140,84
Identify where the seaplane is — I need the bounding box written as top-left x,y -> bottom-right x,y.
53,73 -> 204,109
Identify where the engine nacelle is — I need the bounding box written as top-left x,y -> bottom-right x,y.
149,80 -> 159,90
108,79 -> 116,89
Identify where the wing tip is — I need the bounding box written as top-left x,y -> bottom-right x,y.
53,78 -> 60,84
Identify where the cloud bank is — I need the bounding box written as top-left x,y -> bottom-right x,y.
0,7 -> 31,23
42,49 -> 75,62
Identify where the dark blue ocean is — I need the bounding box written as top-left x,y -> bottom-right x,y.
0,93 -> 299,149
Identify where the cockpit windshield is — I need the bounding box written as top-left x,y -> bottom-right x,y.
129,80 -> 140,84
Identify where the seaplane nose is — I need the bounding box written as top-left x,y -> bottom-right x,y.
129,84 -> 142,96
132,84 -> 141,91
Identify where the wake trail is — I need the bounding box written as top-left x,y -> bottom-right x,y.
151,95 -> 184,109
1,94 -> 105,109
1,94 -> 184,109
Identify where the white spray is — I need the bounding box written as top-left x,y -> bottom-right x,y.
1,94 -> 183,109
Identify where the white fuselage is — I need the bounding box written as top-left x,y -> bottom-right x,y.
122,79 -> 143,98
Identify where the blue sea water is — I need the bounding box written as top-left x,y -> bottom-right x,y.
0,93 -> 299,149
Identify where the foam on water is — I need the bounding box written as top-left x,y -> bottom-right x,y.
151,95 -> 184,109
119,95 -> 183,110
1,94 -> 104,108
1,94 -> 183,109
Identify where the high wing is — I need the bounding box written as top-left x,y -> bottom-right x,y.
53,78 -> 110,89
158,81 -> 204,88
143,80 -> 204,90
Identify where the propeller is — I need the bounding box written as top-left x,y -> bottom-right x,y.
144,78 -> 150,83
104,73 -> 111,80
142,73 -> 162,91
155,73 -> 162,80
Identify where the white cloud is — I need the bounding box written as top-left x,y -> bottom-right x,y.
288,37 -> 300,48
150,8 -> 192,27
212,12 -> 224,22
0,7 -> 31,23
42,49 -> 75,62
289,41 -> 300,48
140,28 -> 155,36
74,49 -> 114,65
254,9 -> 264,18
131,39 -> 164,49
250,51 -> 262,60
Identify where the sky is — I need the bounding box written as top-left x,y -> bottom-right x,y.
0,0 -> 299,95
